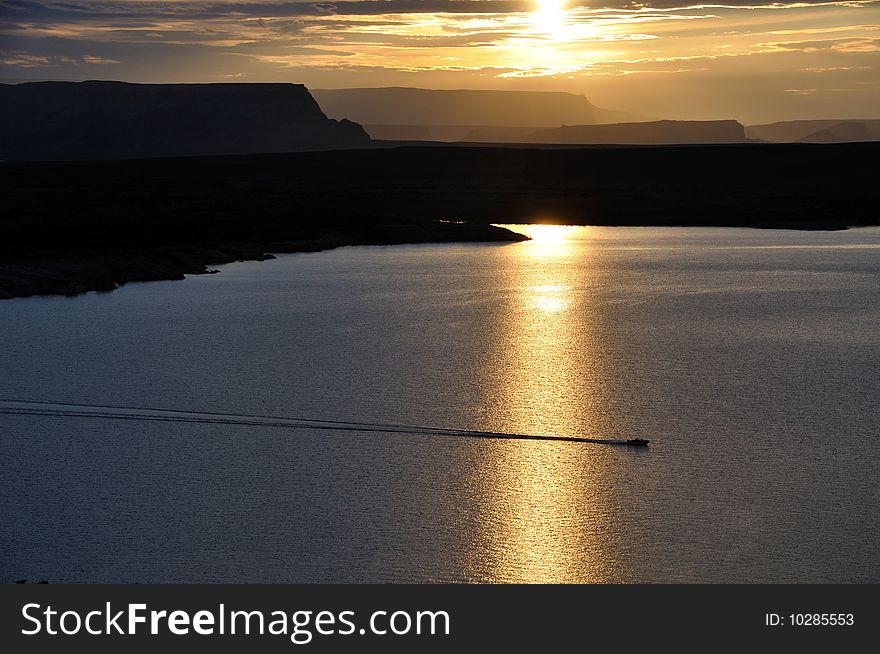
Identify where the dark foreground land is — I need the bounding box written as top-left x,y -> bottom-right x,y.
2,142 -> 878,299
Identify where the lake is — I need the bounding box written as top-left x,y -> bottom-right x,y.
1,225 -> 878,583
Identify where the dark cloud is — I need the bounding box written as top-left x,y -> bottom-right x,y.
3,0 -> 871,26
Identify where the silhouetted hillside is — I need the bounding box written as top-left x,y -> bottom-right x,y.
746,120 -> 880,143
530,120 -> 747,145
0,81 -> 370,160
2,142 -> 878,297
313,87 -> 647,128
797,121 -> 880,143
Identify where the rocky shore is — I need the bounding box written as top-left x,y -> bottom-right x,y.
0,225 -> 526,300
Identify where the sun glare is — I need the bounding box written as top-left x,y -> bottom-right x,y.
497,224 -> 579,258
518,224 -> 577,244
533,0 -> 568,39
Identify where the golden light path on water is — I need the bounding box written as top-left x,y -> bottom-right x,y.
465,224 -> 622,582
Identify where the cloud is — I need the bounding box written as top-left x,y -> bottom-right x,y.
82,54 -> 120,63
1,0 -> 878,127
0,49 -> 119,66
801,65 -> 873,71
760,37 -> 880,52
3,0 -> 878,24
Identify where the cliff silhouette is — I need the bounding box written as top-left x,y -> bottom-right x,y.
0,81 -> 370,160
313,87 -> 646,128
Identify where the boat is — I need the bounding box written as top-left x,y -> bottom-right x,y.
626,438 -> 650,447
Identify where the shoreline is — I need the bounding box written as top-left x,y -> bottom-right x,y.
4,221 -> 875,300
0,225 -> 527,300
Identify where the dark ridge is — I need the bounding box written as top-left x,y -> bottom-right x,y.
1,142 -> 878,299
745,119 -> 880,143
362,120 -> 747,144
530,120 -> 748,145
0,81 -> 370,161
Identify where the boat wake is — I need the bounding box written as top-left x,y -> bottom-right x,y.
0,398 -> 649,447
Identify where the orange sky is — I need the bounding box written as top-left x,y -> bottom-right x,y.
2,1 -> 879,122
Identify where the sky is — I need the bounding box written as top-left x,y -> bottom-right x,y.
1,0 -> 879,123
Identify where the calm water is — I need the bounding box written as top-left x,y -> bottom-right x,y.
1,226 -> 878,583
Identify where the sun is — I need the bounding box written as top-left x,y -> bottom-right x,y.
533,0 -> 568,39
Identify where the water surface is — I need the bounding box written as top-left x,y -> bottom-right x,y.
1,226 -> 878,582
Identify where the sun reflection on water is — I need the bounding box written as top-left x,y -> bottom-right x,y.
514,224 -> 579,256
466,223 -> 618,583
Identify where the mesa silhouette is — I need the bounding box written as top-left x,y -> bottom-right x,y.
312,88 -> 877,145
0,81 -> 370,160
313,86 -> 647,139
